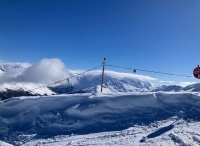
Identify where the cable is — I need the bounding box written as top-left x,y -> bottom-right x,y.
25,65 -> 102,95
106,64 -> 194,78
20,63 -> 196,96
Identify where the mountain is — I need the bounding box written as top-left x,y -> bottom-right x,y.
0,69 -> 156,100
0,66 -> 5,72
182,82 -> 200,91
154,85 -> 183,92
0,60 -> 199,100
0,68 -> 200,100
46,71 -> 200,94
49,70 -> 156,94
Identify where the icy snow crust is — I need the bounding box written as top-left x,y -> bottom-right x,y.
0,92 -> 200,145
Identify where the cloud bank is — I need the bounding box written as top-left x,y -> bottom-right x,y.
0,58 -> 73,84
178,82 -> 197,87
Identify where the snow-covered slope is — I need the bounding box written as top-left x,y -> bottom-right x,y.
0,67 -> 155,101
0,92 -> 200,145
0,69 -> 157,99
0,140 -> 12,146
155,85 -> 183,92
183,82 -> 200,92
0,59 -> 200,98
0,68 -> 200,100
51,70 -> 156,94
23,119 -> 200,146
0,83 -> 55,97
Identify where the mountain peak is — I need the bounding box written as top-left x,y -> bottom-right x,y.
0,66 -> 5,72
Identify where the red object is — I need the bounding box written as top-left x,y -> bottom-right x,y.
193,65 -> 200,79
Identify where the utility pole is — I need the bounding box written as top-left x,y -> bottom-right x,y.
101,58 -> 106,92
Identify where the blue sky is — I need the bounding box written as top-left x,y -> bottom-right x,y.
1,0 -> 200,84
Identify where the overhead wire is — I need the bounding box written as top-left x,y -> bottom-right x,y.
21,62 -> 196,96
23,65 -> 102,95
106,64 -> 194,78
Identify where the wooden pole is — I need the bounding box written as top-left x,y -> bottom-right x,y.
101,58 -> 106,92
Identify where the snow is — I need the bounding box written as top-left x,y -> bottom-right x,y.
21,119 -> 200,146
0,70 -> 157,97
71,70 -> 156,93
0,82 -> 55,95
0,140 -> 13,146
70,69 -> 157,81
1,60 -> 200,95
0,92 -> 200,145
1,59 -> 200,145
0,61 -> 157,95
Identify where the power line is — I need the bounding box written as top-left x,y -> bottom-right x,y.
106,64 -> 194,78
20,62 -> 196,96
24,65 -> 102,95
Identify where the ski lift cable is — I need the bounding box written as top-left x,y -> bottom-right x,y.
106,64 -> 194,78
25,65 -> 102,94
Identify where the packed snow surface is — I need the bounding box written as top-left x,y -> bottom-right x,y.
0,92 -> 200,145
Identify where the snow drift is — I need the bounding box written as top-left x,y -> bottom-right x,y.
0,92 -> 200,145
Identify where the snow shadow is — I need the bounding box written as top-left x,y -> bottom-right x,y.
146,124 -> 174,139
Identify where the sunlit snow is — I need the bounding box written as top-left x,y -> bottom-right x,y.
0,92 -> 200,145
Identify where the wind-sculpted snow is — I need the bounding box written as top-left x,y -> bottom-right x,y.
0,92 -> 200,145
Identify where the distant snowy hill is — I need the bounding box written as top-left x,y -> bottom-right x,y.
155,83 -> 200,92
0,61 -> 158,100
51,70 -> 156,94
0,59 -> 199,100
182,82 -> 200,92
155,85 -> 183,92
0,67 -> 200,100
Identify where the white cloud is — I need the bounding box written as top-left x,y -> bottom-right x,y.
154,80 -> 196,87
178,82 -> 197,87
159,80 -> 175,84
0,58 -> 75,84
0,60 -> 31,68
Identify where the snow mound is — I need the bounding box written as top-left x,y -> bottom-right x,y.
0,92 -> 200,145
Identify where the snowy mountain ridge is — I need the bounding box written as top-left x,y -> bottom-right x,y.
0,59 -> 199,100
0,62 -> 157,99
0,68 -> 199,100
